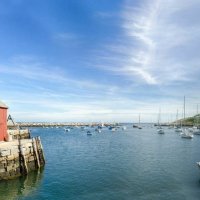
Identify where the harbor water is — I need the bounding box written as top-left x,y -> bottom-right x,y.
0,125 -> 200,200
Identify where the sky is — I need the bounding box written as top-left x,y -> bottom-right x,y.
0,0 -> 200,123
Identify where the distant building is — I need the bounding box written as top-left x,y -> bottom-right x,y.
0,100 -> 8,141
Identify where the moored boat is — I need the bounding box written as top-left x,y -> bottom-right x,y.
157,127 -> 164,134
181,129 -> 193,139
64,128 -> 70,132
87,131 -> 92,136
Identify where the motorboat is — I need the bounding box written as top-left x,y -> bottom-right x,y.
87,131 -> 92,136
64,128 -> 70,132
111,127 -> 116,132
109,126 -> 116,131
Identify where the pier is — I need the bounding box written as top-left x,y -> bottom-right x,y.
0,137 -> 45,180
0,100 -> 45,181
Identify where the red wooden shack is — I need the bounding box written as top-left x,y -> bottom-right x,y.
0,100 -> 8,141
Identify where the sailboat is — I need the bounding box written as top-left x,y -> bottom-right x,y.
138,114 -> 142,129
157,109 -> 164,134
193,126 -> 200,135
197,162 -> 200,168
174,109 -> 182,133
193,105 -> 200,135
181,96 -> 193,139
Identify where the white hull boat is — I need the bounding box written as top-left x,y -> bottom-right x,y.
181,129 -> 193,139
157,128 -> 164,134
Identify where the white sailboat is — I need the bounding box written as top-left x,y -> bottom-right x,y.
181,96 -> 193,139
138,114 -> 142,129
174,109 -> 182,133
157,109 -> 164,134
193,127 -> 200,135
193,105 -> 200,135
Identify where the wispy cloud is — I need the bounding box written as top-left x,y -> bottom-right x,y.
94,0 -> 200,86
1,1 -> 200,122
0,57 -> 120,93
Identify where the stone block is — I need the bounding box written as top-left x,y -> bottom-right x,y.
28,156 -> 35,162
0,149 -> 11,157
0,157 -> 6,162
6,155 -> 15,161
6,165 -> 13,172
27,161 -> 36,171
0,168 -> 6,173
13,162 -> 20,168
0,163 -> 5,168
7,160 -> 14,165
0,160 -> 7,164
11,148 -> 19,155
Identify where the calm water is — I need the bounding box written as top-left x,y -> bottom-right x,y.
0,125 -> 200,200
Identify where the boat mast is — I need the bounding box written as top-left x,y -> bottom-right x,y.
139,114 -> 140,125
176,109 -> 178,127
184,96 -> 185,126
158,108 -> 161,126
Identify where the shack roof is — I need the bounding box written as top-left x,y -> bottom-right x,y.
0,100 -> 8,109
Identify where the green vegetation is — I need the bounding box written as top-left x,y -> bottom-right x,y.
175,114 -> 200,126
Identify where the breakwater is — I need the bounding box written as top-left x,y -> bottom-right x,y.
16,122 -> 117,127
0,137 -> 45,180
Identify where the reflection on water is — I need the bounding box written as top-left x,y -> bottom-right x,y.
0,168 -> 44,200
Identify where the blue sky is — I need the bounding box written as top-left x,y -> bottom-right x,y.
0,0 -> 200,122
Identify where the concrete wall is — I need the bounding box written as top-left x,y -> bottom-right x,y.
0,137 -> 45,180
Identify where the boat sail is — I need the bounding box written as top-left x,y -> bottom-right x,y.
193,105 -> 200,135
138,114 -> 142,129
181,96 -> 193,139
157,108 -> 164,134
174,109 -> 182,133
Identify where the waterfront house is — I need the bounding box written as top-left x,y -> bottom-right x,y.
0,100 -> 8,141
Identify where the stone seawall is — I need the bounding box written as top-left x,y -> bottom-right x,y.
7,129 -> 31,140
0,137 -> 45,180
